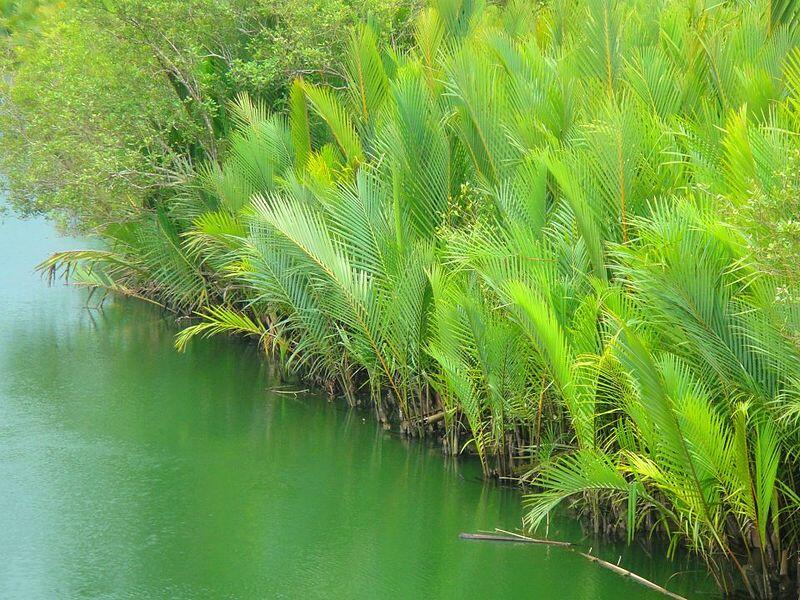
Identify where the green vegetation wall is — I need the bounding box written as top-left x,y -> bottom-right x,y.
0,0 -> 419,227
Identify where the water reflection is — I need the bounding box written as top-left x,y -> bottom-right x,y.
0,214 -> 712,599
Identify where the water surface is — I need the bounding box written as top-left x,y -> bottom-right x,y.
0,213 -> 711,598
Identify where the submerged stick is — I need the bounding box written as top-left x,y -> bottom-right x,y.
459,531 -> 686,599
459,532 -> 571,546
578,552 -> 686,600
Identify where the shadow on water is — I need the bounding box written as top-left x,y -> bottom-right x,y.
0,213 -> 716,599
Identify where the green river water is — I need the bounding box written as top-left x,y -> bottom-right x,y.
0,212 -> 713,598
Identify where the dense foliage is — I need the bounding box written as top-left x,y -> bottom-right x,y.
0,0 -> 418,226
20,0 -> 800,596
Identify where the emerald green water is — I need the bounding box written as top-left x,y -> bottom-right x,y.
0,213 -> 712,598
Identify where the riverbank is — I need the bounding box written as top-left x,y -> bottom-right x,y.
0,212 -> 716,598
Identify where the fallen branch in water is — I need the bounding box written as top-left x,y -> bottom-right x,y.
578,551 -> 686,600
459,530 -> 686,599
459,532 -> 571,546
